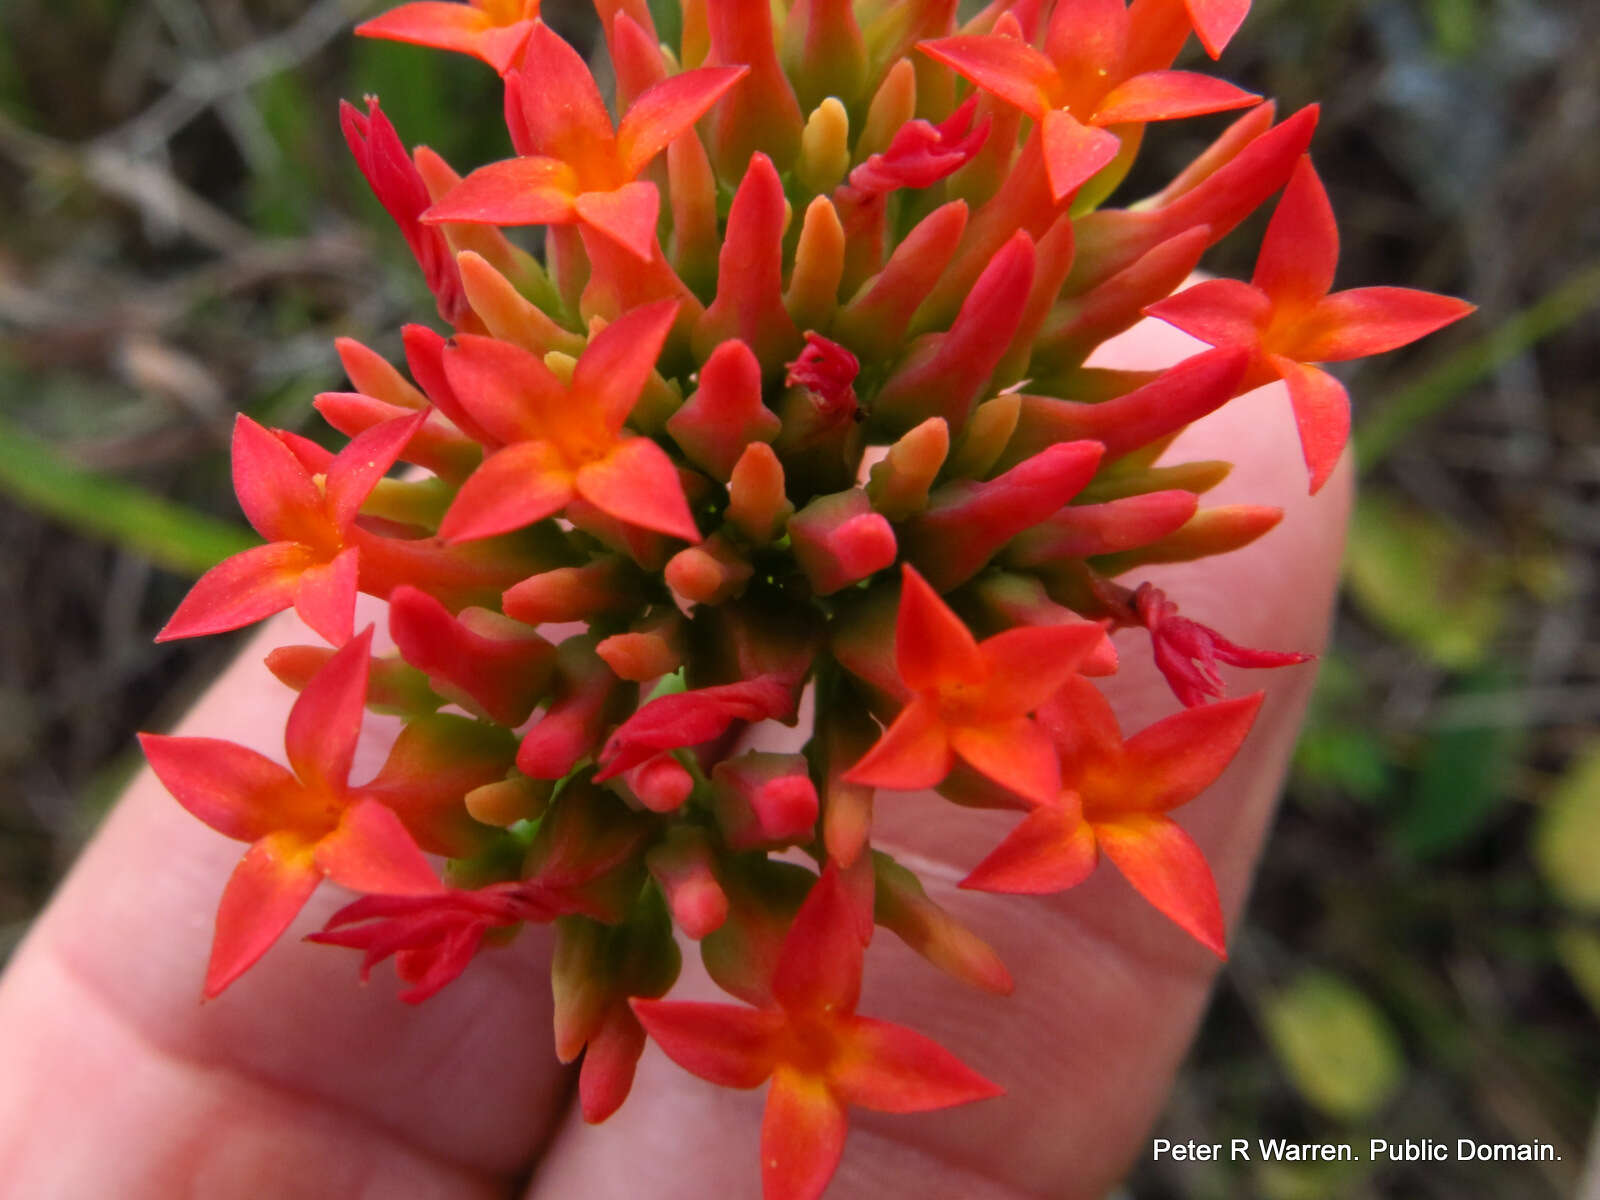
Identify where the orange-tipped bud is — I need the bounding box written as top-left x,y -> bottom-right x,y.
945,393 -> 1020,480
726,442 -> 794,544
785,197 -> 846,333
665,533 -> 755,606
797,100 -> 851,196
865,417 -> 949,520
875,853 -> 1013,994
456,251 -> 584,359
596,613 -> 687,682
502,557 -> 640,626
855,57 -> 916,163
464,773 -> 553,827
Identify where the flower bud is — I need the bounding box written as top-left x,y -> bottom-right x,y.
666,338 -> 780,479
725,442 -> 794,544
712,753 -> 819,851
647,826 -> 729,938
788,489 -> 897,595
865,417 -> 949,520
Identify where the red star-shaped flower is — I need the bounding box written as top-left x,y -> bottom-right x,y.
842,564 -> 1107,805
633,865 -> 1001,1200
437,299 -> 700,544
157,409 -> 426,645
422,21 -> 746,260
139,628 -> 441,996
1145,156 -> 1475,491
921,0 -> 1260,200
962,676 -> 1263,956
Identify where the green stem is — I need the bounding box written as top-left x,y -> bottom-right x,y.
0,415 -> 254,576
1355,259 -> 1600,470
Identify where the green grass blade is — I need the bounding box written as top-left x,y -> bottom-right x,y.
0,415 -> 253,576
1355,258 -> 1600,470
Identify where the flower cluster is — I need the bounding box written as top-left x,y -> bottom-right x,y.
140,2 -> 1472,1195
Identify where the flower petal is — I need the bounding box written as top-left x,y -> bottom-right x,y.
441,331 -> 568,446
833,1016 -> 1004,1112
292,545 -> 359,647
137,733 -> 300,844
511,22 -> 618,167
439,440 -> 575,542
617,65 -> 749,179
772,865 -> 861,1017
950,716 -> 1060,806
761,1069 -> 849,1200
1041,106 -> 1123,201
841,696 -> 953,793
572,298 -> 679,432
1144,277 -> 1271,348
357,3 -> 534,72
230,415 -> 323,544
575,437 -> 699,542
895,564 -> 984,692
1254,155 -> 1337,314
1291,286 -> 1476,363
422,156 -> 579,226
1110,691 -> 1264,814
975,622 -> 1108,716
572,181 -> 661,261
155,541 -> 312,641
204,831 -> 321,997
917,35 -> 1057,119
1095,813 -> 1226,956
1094,71 -> 1259,125
314,796 -> 443,896
1185,0 -> 1251,58
1271,355 -> 1349,494
285,624 -> 373,793
630,999 -> 784,1087
961,800 -> 1099,893
324,408 -> 431,530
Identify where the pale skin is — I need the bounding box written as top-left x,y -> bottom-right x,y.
0,318 -> 1352,1198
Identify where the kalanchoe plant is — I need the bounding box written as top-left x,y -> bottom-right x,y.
140,1 -> 1473,1196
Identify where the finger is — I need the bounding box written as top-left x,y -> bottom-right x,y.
0,602 -> 573,1195
523,326 -> 1352,1199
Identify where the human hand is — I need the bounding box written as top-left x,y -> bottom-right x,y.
0,315 -> 1351,1199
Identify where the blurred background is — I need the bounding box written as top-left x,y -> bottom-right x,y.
0,0 -> 1594,1195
